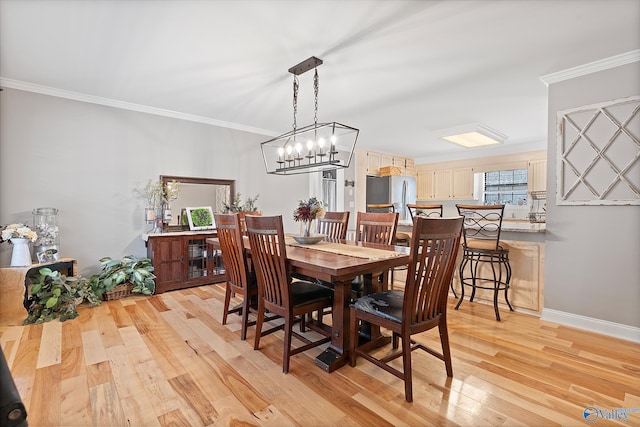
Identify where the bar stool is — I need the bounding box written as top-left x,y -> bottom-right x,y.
455,204 -> 514,321
407,204 -> 443,220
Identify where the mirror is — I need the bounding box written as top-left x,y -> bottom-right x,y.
160,175 -> 235,231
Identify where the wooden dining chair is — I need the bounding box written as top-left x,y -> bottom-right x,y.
407,204 -> 443,220
245,215 -> 333,373
366,204 -> 409,242
365,205 -> 410,287
349,216 -> 464,402
214,213 -> 278,340
238,210 -> 262,235
356,211 -> 399,246
316,211 -> 350,239
352,211 -> 399,293
405,204 -> 453,295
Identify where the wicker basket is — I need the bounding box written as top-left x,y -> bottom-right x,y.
103,283 -> 133,301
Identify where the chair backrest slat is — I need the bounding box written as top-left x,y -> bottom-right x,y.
238,211 -> 262,235
404,217 -> 463,324
356,212 -> 399,245
245,215 -> 290,311
214,213 -> 249,291
316,211 -> 350,239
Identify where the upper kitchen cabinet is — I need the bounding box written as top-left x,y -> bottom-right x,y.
418,167 -> 475,200
434,169 -> 453,199
417,170 -> 435,200
362,150 -> 415,176
366,151 -> 382,175
451,167 -> 475,199
528,160 -> 547,192
380,153 -> 394,168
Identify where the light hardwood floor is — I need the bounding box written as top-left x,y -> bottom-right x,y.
1,282 -> 639,427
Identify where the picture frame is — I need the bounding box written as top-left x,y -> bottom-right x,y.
185,206 -> 216,230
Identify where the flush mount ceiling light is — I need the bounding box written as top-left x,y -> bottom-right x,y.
438,123 -> 508,148
260,56 -> 359,175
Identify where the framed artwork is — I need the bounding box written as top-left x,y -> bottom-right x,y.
186,206 -> 216,230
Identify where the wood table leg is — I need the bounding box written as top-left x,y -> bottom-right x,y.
315,278 -> 351,372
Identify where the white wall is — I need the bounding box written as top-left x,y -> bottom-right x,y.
545,62 -> 640,329
0,88 -> 309,276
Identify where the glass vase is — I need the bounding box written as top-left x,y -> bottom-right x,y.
32,207 -> 60,262
150,208 -> 164,234
301,220 -> 314,237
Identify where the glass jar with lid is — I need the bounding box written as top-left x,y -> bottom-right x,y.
32,207 -> 60,262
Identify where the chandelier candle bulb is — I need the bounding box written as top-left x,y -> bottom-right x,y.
318,138 -> 325,156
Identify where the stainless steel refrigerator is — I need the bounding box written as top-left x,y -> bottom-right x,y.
366,175 -> 416,221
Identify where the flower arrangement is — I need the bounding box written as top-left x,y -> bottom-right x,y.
222,193 -> 260,213
293,197 -> 325,222
294,197 -> 325,237
135,179 -> 180,209
1,223 -> 38,243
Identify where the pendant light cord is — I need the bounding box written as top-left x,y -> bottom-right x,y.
292,75 -> 299,134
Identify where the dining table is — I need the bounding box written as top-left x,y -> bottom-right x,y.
207,235 -> 410,372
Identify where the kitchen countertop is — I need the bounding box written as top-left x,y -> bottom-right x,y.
398,219 -> 546,233
141,229 -> 216,242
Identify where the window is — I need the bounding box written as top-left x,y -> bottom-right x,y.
483,169 -> 528,205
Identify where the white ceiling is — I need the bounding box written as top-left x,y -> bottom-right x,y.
1,0 -> 639,163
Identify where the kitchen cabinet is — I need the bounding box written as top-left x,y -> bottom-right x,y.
451,167 -> 475,199
364,150 -> 415,176
528,160 -> 547,192
419,167 -> 474,200
146,231 -> 225,294
366,151 -> 381,175
434,169 -> 453,199
417,170 -> 435,200
452,240 -> 544,314
381,154 -> 394,168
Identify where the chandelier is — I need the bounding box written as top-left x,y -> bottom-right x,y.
260,56 -> 359,175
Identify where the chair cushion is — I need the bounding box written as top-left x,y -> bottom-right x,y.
291,281 -> 333,307
465,239 -> 508,252
395,232 -> 411,243
351,290 -> 404,323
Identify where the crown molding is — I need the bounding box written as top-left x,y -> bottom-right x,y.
540,49 -> 640,86
0,77 -> 278,137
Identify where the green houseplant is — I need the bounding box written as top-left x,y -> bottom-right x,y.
90,255 -> 156,299
24,268 -> 102,324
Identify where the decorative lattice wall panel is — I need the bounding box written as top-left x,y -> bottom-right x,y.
556,96 -> 640,205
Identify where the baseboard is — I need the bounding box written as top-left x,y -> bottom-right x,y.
541,308 -> 640,343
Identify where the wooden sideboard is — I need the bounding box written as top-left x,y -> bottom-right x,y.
145,231 -> 225,294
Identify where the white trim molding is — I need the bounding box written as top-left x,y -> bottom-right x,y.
540,49 -> 640,86
0,77 -> 278,137
542,308 -> 640,343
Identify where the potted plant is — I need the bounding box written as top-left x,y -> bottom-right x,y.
90,255 -> 156,300
24,268 -> 102,324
